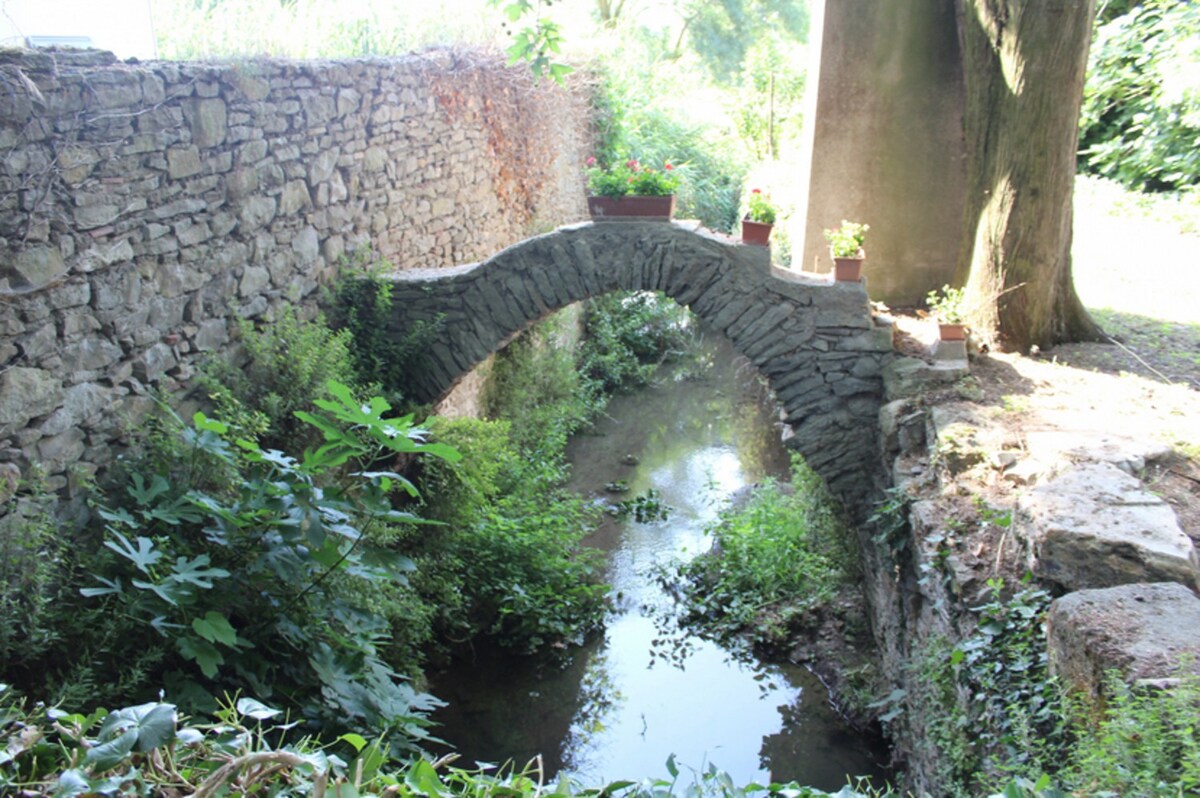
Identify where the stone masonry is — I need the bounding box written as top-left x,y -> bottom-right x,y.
384,221 -> 896,512
0,46 -> 590,496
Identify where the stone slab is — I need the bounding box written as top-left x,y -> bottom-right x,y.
1016,462 -> 1199,591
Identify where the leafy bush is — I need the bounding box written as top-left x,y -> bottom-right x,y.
1062,669 -> 1200,796
408,416 -> 608,654
19,384 -> 459,752
662,458 -> 854,650
1080,0 -> 1200,191
0,477 -> 66,688
579,292 -> 694,394
326,259 -> 445,407
197,305 -> 358,449
2,685 -> 906,797
483,313 -> 600,461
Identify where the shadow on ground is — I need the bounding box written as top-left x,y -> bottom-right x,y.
1045,307 -> 1200,391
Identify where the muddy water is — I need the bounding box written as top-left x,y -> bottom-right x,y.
430,332 -> 890,790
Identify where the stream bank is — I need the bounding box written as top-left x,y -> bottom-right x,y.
855,315 -> 1200,796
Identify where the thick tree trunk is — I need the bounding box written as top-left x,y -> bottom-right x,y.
958,0 -> 1104,352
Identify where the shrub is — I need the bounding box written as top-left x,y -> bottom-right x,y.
36,384 -> 458,751
662,457 -> 854,649
197,306 -> 358,449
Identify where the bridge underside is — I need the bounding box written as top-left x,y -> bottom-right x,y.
385,221 -> 896,512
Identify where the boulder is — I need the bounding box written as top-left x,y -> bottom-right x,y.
1016,462 -> 1199,591
1048,582 -> 1200,703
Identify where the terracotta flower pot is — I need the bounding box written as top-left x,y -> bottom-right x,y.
833,254 -> 865,282
587,195 -> 675,221
741,218 -> 772,246
938,322 -> 967,341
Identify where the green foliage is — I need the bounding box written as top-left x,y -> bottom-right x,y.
823,220 -> 869,258
900,582 -> 1066,796
484,314 -> 600,460
585,156 -> 682,197
579,291 -> 694,394
3,686 -> 902,798
1062,669 -> 1200,796
0,475 -> 67,686
197,305 -> 358,449
488,0 -> 573,83
410,416 -> 608,654
663,458 -> 855,650
686,0 -> 809,86
926,284 -> 968,324
733,33 -> 807,159
868,486 -> 913,569
590,64 -> 750,231
956,582 -> 1066,778
326,258 -> 446,406
33,383 -> 458,751
745,188 -> 776,224
1080,0 -> 1200,191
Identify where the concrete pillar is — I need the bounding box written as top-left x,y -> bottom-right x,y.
794,0 -> 966,306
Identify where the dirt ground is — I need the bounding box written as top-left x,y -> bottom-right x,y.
889,309 -> 1199,545
887,175 -> 1200,548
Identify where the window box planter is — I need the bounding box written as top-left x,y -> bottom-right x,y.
587,195 -> 675,222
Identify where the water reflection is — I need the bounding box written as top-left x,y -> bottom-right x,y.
430,329 -> 888,790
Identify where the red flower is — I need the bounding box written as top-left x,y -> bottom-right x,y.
586,156 -> 596,166
626,159 -> 639,171
751,188 -> 762,194
664,162 -> 673,170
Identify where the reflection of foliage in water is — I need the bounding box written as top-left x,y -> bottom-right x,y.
611,488 -> 673,523
561,647 -> 624,771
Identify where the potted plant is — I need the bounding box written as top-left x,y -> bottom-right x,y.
585,157 -> 680,221
823,220 -> 869,282
741,188 -> 776,246
926,284 -> 969,340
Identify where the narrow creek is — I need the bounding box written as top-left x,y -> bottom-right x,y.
430,330 -> 890,790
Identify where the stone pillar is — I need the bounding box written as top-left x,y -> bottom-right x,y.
795,0 -> 966,306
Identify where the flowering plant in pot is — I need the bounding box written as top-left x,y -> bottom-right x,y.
741,188 -> 776,246
926,284 -> 969,340
585,157 -> 681,220
823,220 -> 869,282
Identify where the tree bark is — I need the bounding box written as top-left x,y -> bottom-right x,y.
958,0 -> 1104,351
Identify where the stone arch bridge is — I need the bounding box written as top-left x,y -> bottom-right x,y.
386,222 -> 896,509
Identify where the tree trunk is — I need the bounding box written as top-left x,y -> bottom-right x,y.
958,0 -> 1104,351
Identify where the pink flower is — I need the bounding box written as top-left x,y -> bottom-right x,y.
586,156 -> 596,166
626,159 -> 639,171
751,188 -> 762,194
664,162 -> 673,170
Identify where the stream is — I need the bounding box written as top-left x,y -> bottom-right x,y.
430,330 -> 890,791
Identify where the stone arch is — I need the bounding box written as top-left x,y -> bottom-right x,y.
385,221 -> 895,510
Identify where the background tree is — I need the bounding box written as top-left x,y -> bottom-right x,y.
957,0 -> 1103,351
1078,0 -> 1200,192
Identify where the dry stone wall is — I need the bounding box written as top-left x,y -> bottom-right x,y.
0,46 -> 590,496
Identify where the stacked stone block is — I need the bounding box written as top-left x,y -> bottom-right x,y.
0,46 -> 589,496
